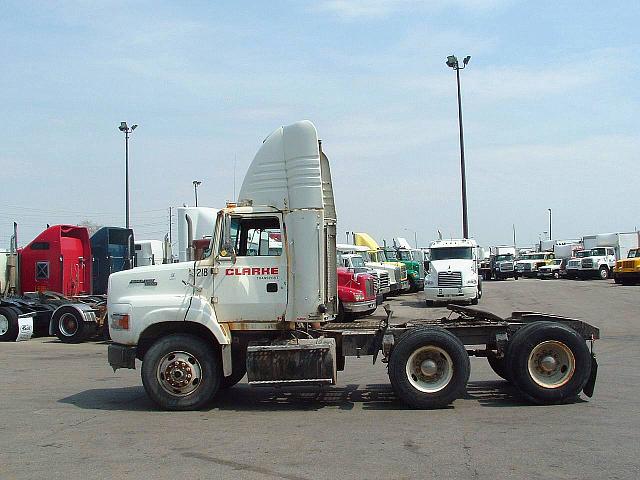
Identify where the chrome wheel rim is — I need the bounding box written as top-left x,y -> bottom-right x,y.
527,340 -> 575,388
0,314 -> 8,336
157,351 -> 203,397
59,313 -> 79,336
406,346 -> 454,393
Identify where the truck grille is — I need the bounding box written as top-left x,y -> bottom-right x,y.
499,262 -> 514,272
400,265 -> 407,280
622,260 -> 635,269
517,263 -> 532,271
438,271 -> 462,288
369,273 -> 380,295
365,278 -> 375,299
394,269 -> 402,283
581,258 -> 594,269
568,260 -> 580,269
378,272 -> 390,289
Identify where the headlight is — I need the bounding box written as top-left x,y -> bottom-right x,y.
354,292 -> 364,301
466,278 -> 477,285
425,279 -> 435,286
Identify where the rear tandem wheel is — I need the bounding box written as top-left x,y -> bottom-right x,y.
506,321 -> 592,404
388,327 -> 470,409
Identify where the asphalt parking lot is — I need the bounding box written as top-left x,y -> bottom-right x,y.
1,278 -> 639,480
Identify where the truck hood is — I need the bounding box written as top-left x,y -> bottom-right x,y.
108,262 -> 193,304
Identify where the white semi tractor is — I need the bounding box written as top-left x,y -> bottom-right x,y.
107,121 -> 599,411
424,238 -> 481,306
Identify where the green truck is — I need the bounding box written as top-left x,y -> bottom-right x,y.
386,239 -> 424,293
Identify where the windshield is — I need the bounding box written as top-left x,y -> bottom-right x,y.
575,251 -> 589,258
430,247 -> 473,261
521,254 -> 545,260
628,249 -> 639,258
397,250 -> 412,260
384,249 -> 398,261
590,248 -> 607,256
349,256 -> 365,268
359,251 -> 372,263
495,254 -> 513,261
553,259 -> 563,265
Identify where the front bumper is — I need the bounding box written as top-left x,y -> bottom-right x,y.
424,286 -> 477,301
108,343 -> 137,371
342,299 -> 377,313
614,271 -> 640,281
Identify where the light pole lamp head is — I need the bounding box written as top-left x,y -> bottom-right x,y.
193,180 -> 202,187
119,121 -> 128,131
446,55 -> 458,68
463,55 -> 471,66
131,124 -> 138,131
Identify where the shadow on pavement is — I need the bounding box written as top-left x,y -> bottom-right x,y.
59,380 -> 551,412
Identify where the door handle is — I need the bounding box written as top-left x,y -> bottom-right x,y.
266,282 -> 278,293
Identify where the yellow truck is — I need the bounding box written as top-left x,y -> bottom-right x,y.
614,248 -> 640,285
353,232 -> 410,293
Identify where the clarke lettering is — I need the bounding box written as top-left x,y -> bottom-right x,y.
225,267 -> 279,276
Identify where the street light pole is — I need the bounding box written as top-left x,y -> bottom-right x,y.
548,209 -> 552,240
446,55 -> 471,239
118,122 -> 138,229
193,180 -> 202,207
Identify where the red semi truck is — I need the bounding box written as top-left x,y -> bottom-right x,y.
0,225 -> 106,343
336,266 -> 377,321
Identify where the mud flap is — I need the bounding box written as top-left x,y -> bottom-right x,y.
583,355 -> 598,398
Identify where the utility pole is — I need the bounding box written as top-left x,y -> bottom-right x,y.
548,208 -> 552,240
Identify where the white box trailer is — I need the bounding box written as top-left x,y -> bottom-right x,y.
583,232 -> 640,260
135,240 -> 165,266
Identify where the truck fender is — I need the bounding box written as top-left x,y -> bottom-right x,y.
140,295 -> 233,377
49,303 -> 97,336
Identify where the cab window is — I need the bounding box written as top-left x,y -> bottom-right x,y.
229,217 -> 282,256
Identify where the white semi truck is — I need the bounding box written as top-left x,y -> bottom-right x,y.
107,121 -> 599,411
423,239 -> 481,306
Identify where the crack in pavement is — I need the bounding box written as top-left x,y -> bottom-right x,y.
182,451 -> 311,480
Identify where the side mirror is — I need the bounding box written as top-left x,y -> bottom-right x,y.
217,215 -> 237,263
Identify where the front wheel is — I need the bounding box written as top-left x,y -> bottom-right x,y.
599,266 -> 610,280
389,327 -> 470,409
141,334 -> 221,410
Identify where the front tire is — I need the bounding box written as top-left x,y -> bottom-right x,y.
141,334 -> 221,410
506,322 -> 591,405
599,266 -> 610,280
389,327 -> 470,409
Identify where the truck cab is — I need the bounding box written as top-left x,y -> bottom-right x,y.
336,266 -> 377,321
424,239 -> 481,306
566,250 -> 589,279
338,252 -> 390,300
492,253 -> 518,280
394,247 -> 424,292
614,248 -> 640,285
515,252 -> 554,277
577,247 -> 616,279
338,244 -> 400,294
353,233 -> 409,293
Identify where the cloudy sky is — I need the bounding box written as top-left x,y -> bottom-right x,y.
1,0 -> 638,249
